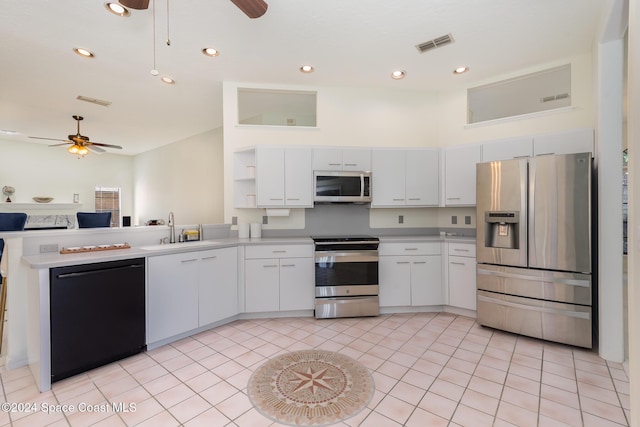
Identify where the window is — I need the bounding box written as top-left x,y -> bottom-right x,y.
237,88 -> 317,127
95,187 -> 120,227
467,64 -> 571,124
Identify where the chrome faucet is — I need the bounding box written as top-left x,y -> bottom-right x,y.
168,211 -> 176,243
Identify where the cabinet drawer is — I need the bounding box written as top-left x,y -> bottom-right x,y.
245,244 -> 313,259
448,243 -> 476,258
379,242 -> 440,256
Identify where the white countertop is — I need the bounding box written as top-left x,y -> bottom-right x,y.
21,237 -> 314,269
22,235 -> 474,269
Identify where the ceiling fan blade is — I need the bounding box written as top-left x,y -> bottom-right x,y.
48,142 -> 72,147
119,0 -> 150,10
231,0 -> 268,18
87,145 -> 106,153
89,142 -> 123,149
29,136 -> 69,142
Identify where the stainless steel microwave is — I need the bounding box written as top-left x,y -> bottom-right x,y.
313,171 -> 372,203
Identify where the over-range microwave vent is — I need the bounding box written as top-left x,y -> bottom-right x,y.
76,95 -> 112,107
540,93 -> 571,103
416,34 -> 454,53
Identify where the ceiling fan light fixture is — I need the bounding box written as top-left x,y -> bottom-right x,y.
202,48 -> 219,57
391,70 -> 406,80
300,65 -> 314,73
161,76 -> 176,84
104,2 -> 130,16
73,47 -> 95,58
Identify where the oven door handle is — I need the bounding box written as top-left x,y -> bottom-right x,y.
315,251 -> 379,263
360,173 -> 365,198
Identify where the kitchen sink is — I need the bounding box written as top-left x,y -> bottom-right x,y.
139,241 -> 223,251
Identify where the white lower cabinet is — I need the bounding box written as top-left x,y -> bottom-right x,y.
447,243 -> 477,311
244,244 -> 314,313
198,247 -> 238,326
379,242 -> 443,307
147,247 -> 238,344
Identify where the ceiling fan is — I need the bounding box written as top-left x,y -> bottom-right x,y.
119,0 -> 268,18
29,115 -> 123,156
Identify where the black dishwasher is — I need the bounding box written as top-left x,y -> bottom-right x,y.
50,258 -> 146,382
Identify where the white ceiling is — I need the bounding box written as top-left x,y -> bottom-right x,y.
0,0 -> 606,155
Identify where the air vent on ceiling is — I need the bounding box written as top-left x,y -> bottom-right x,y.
76,95 -> 112,107
540,93 -> 570,103
416,34 -> 454,53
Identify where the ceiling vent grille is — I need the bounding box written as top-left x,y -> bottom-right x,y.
77,95 -> 112,107
416,34 -> 454,53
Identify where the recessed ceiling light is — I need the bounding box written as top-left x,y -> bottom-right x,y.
202,48 -> 219,57
391,70 -> 406,80
73,47 -> 95,58
161,76 -> 175,84
300,65 -> 314,73
104,2 -> 130,16
453,66 -> 469,74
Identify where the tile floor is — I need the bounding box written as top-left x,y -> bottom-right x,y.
0,312 -> 631,426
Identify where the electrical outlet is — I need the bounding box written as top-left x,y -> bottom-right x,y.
451,215 -> 457,225
398,215 -> 404,224
465,215 -> 471,225
262,216 -> 268,225
232,216 -> 238,225
40,244 -> 59,253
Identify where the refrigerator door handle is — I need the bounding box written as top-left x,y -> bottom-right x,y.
477,295 -> 590,319
477,268 -> 590,288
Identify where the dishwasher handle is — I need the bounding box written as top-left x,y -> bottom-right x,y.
55,263 -> 144,280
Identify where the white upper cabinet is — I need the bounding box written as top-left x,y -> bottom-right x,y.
372,148 -> 439,207
372,150 -> 405,206
481,137 -> 533,162
256,147 -> 312,208
313,148 -> 371,171
444,145 -> 481,206
533,128 -> 594,156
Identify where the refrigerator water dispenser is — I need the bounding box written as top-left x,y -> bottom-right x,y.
484,211 -> 520,249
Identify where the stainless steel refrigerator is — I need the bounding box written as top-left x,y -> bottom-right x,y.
476,152 -> 594,348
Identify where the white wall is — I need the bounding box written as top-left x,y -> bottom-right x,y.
133,128 -> 224,226
0,138 -> 133,218
222,55 -> 595,229
626,0 -> 638,423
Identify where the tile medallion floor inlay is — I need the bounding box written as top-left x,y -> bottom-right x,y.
0,312 -> 631,426
247,349 -> 374,426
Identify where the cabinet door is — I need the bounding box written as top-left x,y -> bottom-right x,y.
279,258 -> 314,311
342,149 -> 372,171
284,148 -> 313,207
411,255 -> 443,306
312,148 -> 342,170
147,253 -> 199,343
199,248 -> 238,326
245,259 -> 280,312
371,150 -> 406,206
379,256 -> 411,307
448,255 -> 477,310
482,137 -> 533,162
257,147 -> 285,207
406,149 -> 440,206
533,128 -> 594,156
444,145 -> 481,206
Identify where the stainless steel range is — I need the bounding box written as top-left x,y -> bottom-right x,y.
312,236 -> 379,319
